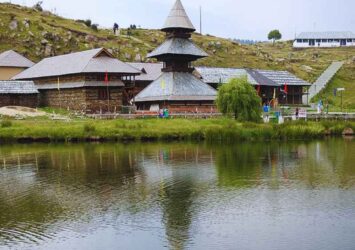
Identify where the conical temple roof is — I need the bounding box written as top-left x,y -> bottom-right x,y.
147,38 -> 208,59
162,0 -> 195,32
134,72 -> 217,102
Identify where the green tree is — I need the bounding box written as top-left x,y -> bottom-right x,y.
216,77 -> 261,122
268,30 -> 282,45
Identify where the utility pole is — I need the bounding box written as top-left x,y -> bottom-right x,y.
199,6 -> 202,34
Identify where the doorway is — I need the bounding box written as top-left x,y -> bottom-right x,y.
308,39 -> 315,46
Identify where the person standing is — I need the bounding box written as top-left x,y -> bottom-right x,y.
295,107 -> 299,119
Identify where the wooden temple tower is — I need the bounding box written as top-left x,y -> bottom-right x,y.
134,0 -> 217,113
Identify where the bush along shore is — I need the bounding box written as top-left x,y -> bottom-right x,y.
0,119 -> 354,143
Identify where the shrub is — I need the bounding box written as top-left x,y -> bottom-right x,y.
91,24 -> 98,32
83,124 -> 96,133
84,19 -> 92,27
216,77 -> 262,122
1,120 -> 12,128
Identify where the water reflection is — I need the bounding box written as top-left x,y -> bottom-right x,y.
0,140 -> 354,250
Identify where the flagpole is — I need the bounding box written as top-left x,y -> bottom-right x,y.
58,77 -> 61,109
105,71 -> 110,113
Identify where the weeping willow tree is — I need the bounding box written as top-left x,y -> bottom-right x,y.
216,77 -> 262,122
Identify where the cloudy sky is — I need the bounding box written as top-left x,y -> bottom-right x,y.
2,0 -> 355,40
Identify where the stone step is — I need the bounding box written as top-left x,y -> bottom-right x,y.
303,61 -> 344,104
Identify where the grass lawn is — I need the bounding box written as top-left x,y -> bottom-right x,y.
0,117 -> 353,143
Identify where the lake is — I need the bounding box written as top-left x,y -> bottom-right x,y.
0,139 -> 354,250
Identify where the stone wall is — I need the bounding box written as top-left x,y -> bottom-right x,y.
40,88 -> 86,111
0,94 -> 38,107
39,87 -> 123,113
85,88 -> 123,113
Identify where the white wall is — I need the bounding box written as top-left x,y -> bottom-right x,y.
293,39 -> 355,48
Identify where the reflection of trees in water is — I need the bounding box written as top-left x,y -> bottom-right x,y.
294,139 -> 355,188
0,144 -> 147,245
0,143 -> 214,248
215,143 -> 267,188
215,140 -> 355,189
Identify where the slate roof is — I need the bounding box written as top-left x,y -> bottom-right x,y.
13,48 -> 140,80
35,81 -> 125,90
254,69 -> 311,86
296,32 -> 355,39
195,67 -> 251,84
0,50 -> 34,68
0,81 -> 39,94
162,0 -> 195,32
148,38 -> 208,59
194,67 -> 310,86
246,69 -> 280,87
128,62 -> 163,81
134,72 -> 217,102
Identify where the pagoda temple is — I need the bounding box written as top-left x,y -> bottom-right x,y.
134,0 -> 217,113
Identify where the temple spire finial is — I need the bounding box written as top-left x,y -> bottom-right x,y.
162,0 -> 195,32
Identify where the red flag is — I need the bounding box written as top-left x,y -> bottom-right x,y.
284,83 -> 288,94
104,71 -> 109,84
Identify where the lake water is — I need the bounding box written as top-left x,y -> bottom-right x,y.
0,139 -> 354,250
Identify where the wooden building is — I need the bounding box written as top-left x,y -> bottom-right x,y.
134,0 -> 217,113
13,48 -> 140,113
131,64 -> 311,106
0,50 -> 34,80
0,81 -> 39,107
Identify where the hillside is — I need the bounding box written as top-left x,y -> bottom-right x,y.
1,3 -> 354,108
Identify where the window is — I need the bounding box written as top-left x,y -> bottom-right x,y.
296,39 -> 302,43
347,39 -> 352,42
335,39 -> 340,42
328,39 -> 333,42
316,39 -> 321,43
322,39 -> 327,43
98,89 -> 110,100
303,39 -> 309,43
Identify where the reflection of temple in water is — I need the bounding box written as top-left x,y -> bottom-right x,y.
1,139 -> 354,248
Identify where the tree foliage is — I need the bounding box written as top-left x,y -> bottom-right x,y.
268,30 -> 282,45
216,77 -> 261,122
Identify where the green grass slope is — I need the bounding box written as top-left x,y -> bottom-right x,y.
0,3 -> 354,108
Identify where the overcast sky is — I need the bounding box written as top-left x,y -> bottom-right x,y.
2,0 -> 355,40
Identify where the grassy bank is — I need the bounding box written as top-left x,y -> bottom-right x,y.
0,118 -> 354,143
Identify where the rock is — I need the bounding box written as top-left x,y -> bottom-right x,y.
134,47 -> 140,53
28,31 -> 34,37
9,19 -> 18,30
42,31 -> 54,40
44,44 -> 53,57
215,41 -> 222,48
22,19 -> 30,28
301,65 -> 313,73
41,39 -> 49,45
134,54 -> 142,62
276,58 -> 286,63
312,52 -> 320,59
67,31 -> 72,40
85,35 -> 98,43
124,53 -> 131,60
208,41 -> 215,47
342,128 -> 354,136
